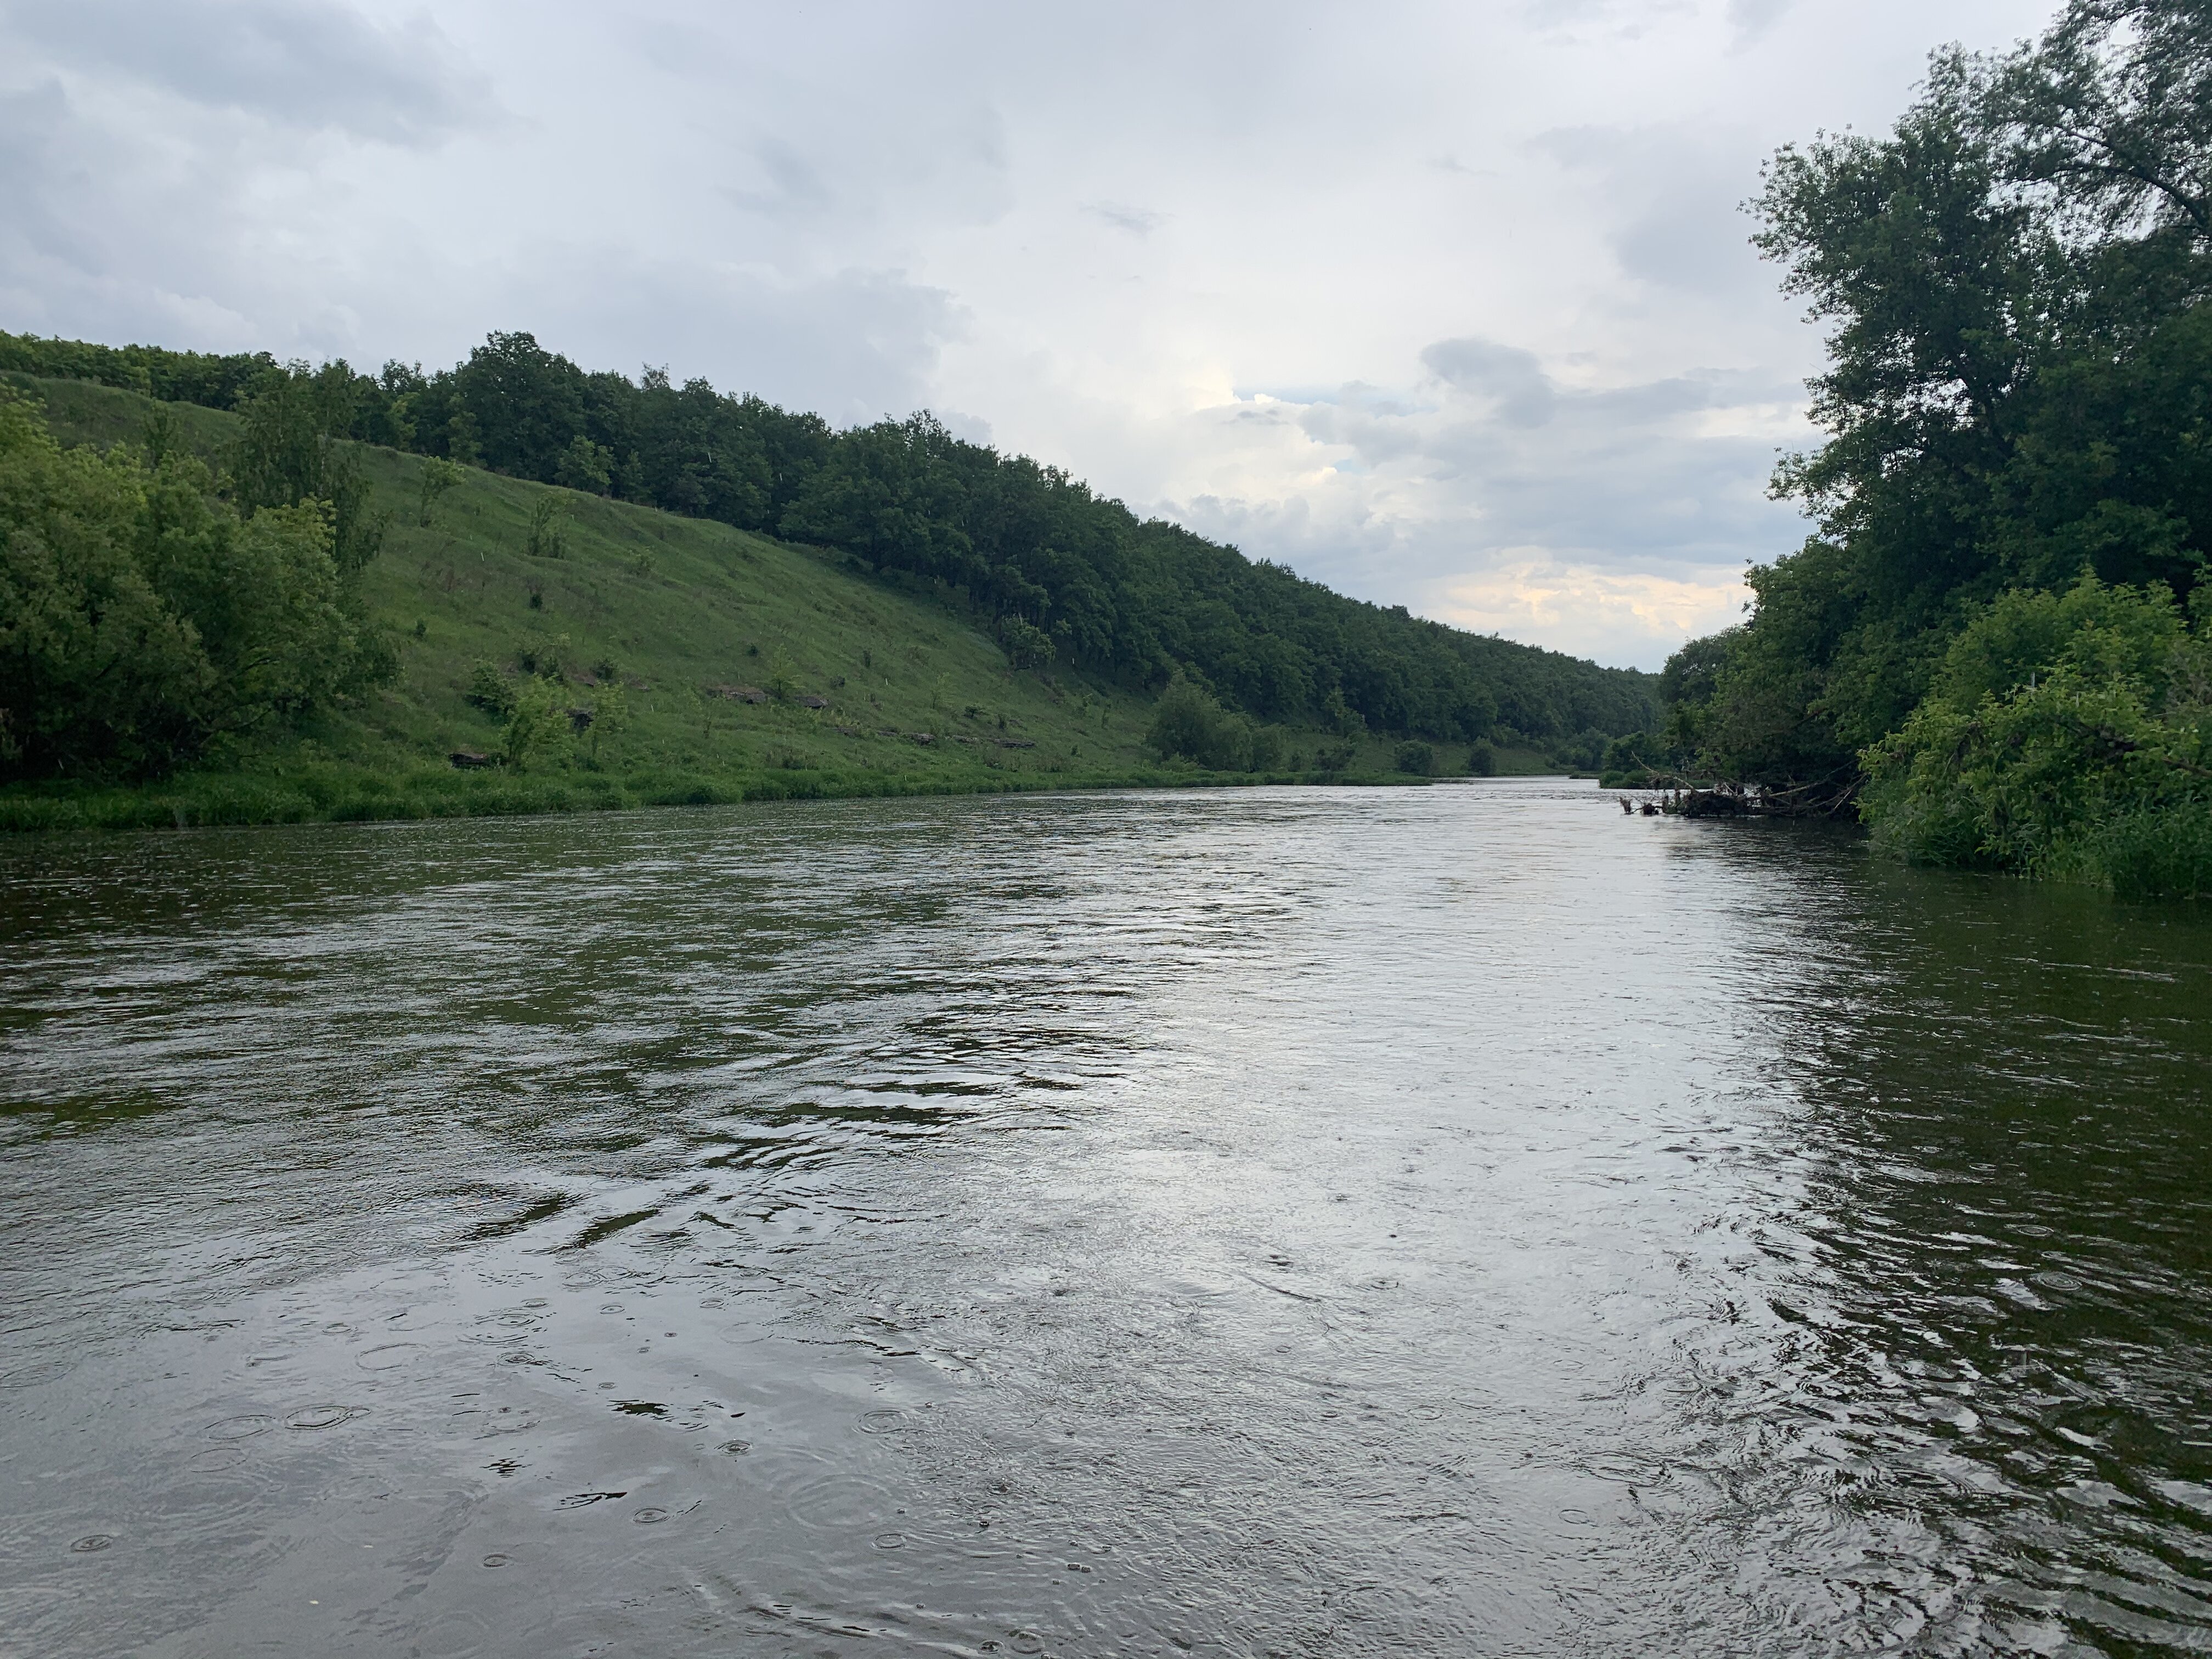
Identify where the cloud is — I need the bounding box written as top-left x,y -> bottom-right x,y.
0,0 -> 2064,668
1430,556 -> 1749,667
3,0 -> 490,145
487,251 -> 967,428
0,75 -> 282,350
722,139 -> 837,221
1147,336 -> 1807,667
1086,202 -> 1165,235
1726,0 -> 1797,48
1530,123 -> 1768,296
1420,337 -> 1557,428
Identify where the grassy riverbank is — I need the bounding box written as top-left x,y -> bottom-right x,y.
2,373 -> 1562,833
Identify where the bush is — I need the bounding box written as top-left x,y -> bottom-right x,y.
0,392 -> 387,780
416,456 -> 465,525
525,494 -> 569,559
1146,676 -> 1256,770
1466,740 -> 1497,776
1861,577 -> 2212,894
1392,740 -> 1434,775
500,676 -> 572,770
1316,739 -> 1358,774
999,616 -> 1054,669
465,661 -> 516,716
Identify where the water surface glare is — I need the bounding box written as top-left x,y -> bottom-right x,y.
3,780 -> 2210,1657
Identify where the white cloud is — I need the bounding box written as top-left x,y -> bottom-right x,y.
0,0 -> 2066,667
1434,556 -> 1749,665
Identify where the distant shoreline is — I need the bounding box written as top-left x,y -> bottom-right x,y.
0,761 -> 1488,837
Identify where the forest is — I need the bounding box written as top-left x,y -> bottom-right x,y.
1612,0 -> 2212,896
0,330 -> 1653,792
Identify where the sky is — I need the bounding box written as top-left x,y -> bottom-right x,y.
0,0 -> 2064,669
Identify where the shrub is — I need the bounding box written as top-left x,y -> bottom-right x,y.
465,661 -> 516,716
1466,740 -> 1497,776
1392,740 -> 1434,775
500,676 -> 572,770
525,494 -> 569,559
415,456 -> 465,525
1146,677 -> 1258,770
1861,577 -> 2212,894
0,392 -> 387,780
1000,616 -> 1054,669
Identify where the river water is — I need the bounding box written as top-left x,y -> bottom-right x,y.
2,780 -> 2209,1658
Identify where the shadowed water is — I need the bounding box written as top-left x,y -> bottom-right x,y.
2,780 -> 2209,1657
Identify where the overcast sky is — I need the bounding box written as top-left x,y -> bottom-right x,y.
0,0 -> 2062,668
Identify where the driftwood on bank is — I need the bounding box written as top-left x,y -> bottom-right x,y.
1616,770 -> 1860,820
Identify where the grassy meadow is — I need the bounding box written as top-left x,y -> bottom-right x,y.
1,374 -> 1555,833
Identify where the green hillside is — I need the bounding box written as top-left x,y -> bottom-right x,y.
1,361 -> 1653,832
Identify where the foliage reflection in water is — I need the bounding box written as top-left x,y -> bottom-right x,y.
1,780 -> 2208,1657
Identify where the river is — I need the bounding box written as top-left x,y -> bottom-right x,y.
2,779 -> 2208,1657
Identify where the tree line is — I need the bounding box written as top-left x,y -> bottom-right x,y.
0,331 -> 1656,756
1612,0 -> 2212,895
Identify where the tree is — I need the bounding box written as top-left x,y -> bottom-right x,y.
229,366 -> 387,573
1146,676 -> 1259,770
416,456 -> 465,526
999,615 -> 1054,668
0,393 -> 388,779
555,435 -> 613,495
1677,0 -> 2212,815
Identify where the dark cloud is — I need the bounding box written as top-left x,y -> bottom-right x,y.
3,0 -> 490,146
1420,337 -> 1558,427
0,76 -> 274,349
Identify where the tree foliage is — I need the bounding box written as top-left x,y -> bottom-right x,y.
0,394 -> 389,780
1651,0 -> 2212,889
1864,577 -> 2212,893
1146,676 -> 1285,771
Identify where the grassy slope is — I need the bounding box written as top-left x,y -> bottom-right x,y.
2,374 -> 1560,830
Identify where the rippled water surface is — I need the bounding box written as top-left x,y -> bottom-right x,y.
4,780 -> 2211,1657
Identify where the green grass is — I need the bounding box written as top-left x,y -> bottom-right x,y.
1,373 -> 1545,832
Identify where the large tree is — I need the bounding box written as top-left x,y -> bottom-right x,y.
1677,0 -> 2212,792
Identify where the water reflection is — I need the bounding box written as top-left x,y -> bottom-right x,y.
1,782 -> 2207,1656
1711,854 -> 2212,1652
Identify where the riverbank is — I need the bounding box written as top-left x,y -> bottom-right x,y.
0,754 -> 1473,835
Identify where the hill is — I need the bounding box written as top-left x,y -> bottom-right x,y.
1,345 -> 1657,832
